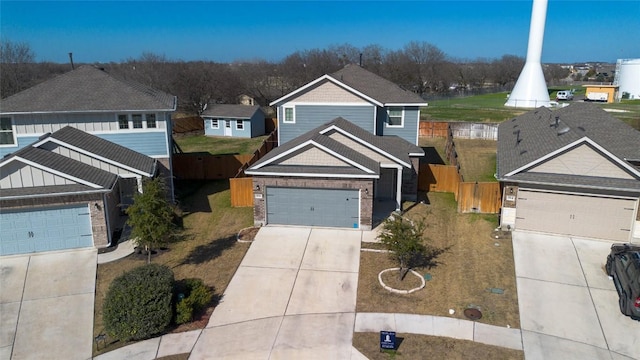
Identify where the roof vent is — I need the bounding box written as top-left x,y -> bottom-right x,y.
557,126 -> 570,135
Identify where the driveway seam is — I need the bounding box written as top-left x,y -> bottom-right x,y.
516,275 -> 588,288
521,328 -> 611,352
9,255 -> 30,360
569,236 -> 610,352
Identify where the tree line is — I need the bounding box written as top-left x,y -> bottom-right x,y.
1,39 -> 570,115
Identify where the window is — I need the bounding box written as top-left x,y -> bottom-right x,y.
132,114 -> 143,129
146,114 -> 156,128
118,115 -> 129,129
387,107 -> 403,127
0,117 -> 15,145
236,120 -> 244,130
283,107 -> 295,123
211,119 -> 219,129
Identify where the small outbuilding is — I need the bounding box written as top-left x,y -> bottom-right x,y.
202,104 -> 265,138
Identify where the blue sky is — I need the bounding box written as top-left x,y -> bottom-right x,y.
1,1 -> 639,64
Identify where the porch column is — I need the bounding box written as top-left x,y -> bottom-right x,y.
136,176 -> 143,193
395,167 -> 402,211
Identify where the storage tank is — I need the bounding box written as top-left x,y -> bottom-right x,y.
615,58 -> 640,100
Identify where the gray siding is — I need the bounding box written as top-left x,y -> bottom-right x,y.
378,106 -> 420,145
250,111 -> 266,137
278,104 -> 375,144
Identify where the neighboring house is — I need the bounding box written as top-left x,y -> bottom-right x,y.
0,126 -> 158,256
270,64 -> 428,146
201,104 -> 265,138
497,103 -> 640,242
0,65 -> 177,200
238,94 -> 255,106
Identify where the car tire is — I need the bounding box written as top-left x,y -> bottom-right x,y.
606,255 -> 613,275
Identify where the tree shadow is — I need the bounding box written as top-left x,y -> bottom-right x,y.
411,244 -> 453,270
180,235 -> 237,265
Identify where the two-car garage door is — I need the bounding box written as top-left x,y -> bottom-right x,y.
266,187 -> 360,228
515,189 -> 636,241
0,205 -> 93,256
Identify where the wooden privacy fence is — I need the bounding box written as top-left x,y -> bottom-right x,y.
173,154 -> 253,180
229,177 -> 254,207
420,121 -> 498,140
418,164 -> 501,214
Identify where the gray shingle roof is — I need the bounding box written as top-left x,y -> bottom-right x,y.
497,103 -> 640,189
0,65 -> 176,113
201,104 -> 262,119
247,117 -> 423,177
329,64 -> 427,104
48,126 -> 156,175
0,184 -> 99,199
6,146 -> 118,189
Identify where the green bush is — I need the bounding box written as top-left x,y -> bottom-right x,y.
103,264 -> 174,341
174,278 -> 212,324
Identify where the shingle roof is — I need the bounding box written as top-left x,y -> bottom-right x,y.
329,64 -> 427,104
0,65 -> 176,113
497,103 -> 640,189
201,104 -> 262,119
6,146 -> 118,189
47,126 -> 156,175
247,117 -> 423,177
0,184 -> 99,199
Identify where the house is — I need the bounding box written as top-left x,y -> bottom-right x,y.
270,64 -> 427,146
497,103 -> 640,242
0,65 -> 177,200
238,94 -> 255,106
246,65 -> 428,230
201,104 -> 265,138
0,126 -> 158,255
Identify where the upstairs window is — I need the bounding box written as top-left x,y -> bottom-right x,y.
118,115 -> 129,129
146,114 -> 156,128
283,107 -> 295,123
387,107 -> 403,127
132,114 -> 143,129
236,120 -> 244,130
211,119 -> 219,129
0,117 -> 15,145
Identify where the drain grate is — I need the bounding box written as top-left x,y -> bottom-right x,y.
463,308 -> 482,320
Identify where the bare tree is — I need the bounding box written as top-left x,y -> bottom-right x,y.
1,39 -> 36,98
491,55 -> 525,88
544,64 -> 570,86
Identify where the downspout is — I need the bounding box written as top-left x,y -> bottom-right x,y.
103,191 -> 112,247
396,167 -> 403,211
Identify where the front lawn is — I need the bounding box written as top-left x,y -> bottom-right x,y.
174,134 -> 269,155
92,180 -> 253,356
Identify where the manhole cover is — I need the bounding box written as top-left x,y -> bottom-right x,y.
464,308 -> 482,320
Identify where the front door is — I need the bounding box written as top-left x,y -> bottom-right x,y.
224,120 -> 232,136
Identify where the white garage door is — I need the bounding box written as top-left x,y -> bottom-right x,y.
0,205 -> 93,255
515,189 -> 636,241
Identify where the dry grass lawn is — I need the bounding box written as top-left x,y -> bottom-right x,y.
453,139 -> 497,182
353,332 -> 524,360
358,192 -> 520,329
92,180 -> 253,356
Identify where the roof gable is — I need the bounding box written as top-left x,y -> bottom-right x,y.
0,65 -> 176,114
0,160 -> 82,189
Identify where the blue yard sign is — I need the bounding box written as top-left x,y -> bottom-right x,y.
380,331 -> 396,350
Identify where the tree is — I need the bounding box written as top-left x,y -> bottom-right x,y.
0,39 -> 36,98
377,215 -> 429,280
126,177 -> 175,263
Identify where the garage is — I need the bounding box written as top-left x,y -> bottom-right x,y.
0,205 -> 93,256
515,189 -> 636,241
266,187 -> 360,228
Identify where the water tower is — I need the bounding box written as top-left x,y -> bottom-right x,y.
505,0 -> 550,108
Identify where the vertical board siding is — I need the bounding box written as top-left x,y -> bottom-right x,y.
278,104 -> 374,144
229,177 -> 254,207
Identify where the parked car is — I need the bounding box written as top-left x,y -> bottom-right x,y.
556,90 -> 574,101
606,243 -> 640,321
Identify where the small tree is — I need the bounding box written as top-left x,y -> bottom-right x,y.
377,215 -> 429,280
126,177 -> 175,263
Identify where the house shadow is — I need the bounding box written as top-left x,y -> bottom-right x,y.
175,180 -> 230,213
421,146 -> 445,165
180,235 -> 237,265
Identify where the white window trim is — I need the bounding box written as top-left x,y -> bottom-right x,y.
131,114 -> 144,129
283,106 -> 295,124
117,113 -> 159,130
145,113 -> 157,128
386,107 -> 404,128
211,118 -> 219,129
117,114 -> 130,130
0,116 -> 17,147
236,119 -> 244,130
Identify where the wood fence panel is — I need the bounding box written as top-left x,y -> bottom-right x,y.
419,164 -> 460,193
457,182 -> 501,214
230,177 -> 254,207
173,154 -> 252,180
419,121 -> 449,137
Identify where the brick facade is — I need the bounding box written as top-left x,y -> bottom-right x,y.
252,177 -> 374,230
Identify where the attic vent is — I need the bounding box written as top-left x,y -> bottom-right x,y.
577,126 -> 585,132
513,129 -> 521,146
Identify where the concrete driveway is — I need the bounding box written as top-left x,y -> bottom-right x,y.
512,231 -> 640,360
190,226 -> 362,359
0,248 -> 97,360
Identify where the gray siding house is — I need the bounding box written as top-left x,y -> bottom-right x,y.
0,127 -> 158,255
247,65 -> 427,230
202,104 -> 265,138
497,103 -> 640,242
0,65 -> 177,200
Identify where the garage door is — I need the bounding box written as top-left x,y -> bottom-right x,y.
515,189 -> 636,241
266,187 -> 360,228
0,205 -> 93,256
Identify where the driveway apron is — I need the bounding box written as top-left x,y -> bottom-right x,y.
190,226 -> 361,359
0,248 -> 97,360
512,231 -> 640,360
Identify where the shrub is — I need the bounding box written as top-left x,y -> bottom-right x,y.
174,278 -> 213,324
103,264 -> 174,341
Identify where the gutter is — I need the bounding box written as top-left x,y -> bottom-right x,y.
497,177 -> 640,194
